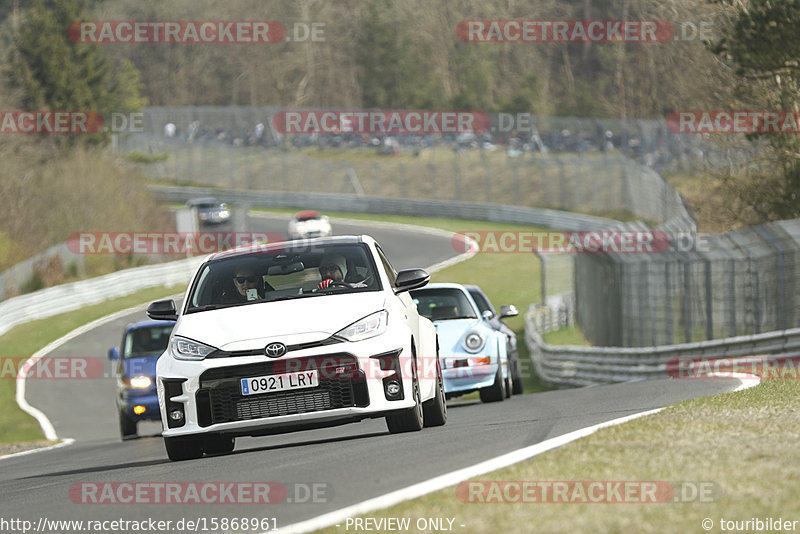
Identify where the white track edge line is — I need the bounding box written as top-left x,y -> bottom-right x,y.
276,408 -> 663,534
277,373 -> 760,534
12,293 -> 183,447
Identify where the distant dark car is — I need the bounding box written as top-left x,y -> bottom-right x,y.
186,197 -> 231,226
465,284 -> 523,394
108,320 -> 175,439
288,210 -> 332,239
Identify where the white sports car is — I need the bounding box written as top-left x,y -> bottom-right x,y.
147,235 -> 446,461
287,210 -> 332,240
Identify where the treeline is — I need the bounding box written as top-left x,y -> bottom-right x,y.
70,0 -> 728,118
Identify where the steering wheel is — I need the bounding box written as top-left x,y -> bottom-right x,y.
312,281 -> 352,293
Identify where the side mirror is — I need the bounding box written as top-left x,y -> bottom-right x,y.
499,304 -> 519,318
108,347 -> 120,360
394,268 -> 430,293
147,299 -> 178,321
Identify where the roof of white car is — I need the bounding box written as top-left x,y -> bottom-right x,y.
202,234 -> 375,262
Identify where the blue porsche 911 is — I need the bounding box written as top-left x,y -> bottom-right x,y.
411,283 -> 511,402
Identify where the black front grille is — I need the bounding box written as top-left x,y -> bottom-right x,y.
207,337 -> 342,359
196,354 -> 369,427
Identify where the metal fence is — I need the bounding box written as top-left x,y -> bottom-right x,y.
575,219 -> 800,347
117,107 -> 695,229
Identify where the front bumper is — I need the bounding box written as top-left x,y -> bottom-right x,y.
119,390 -> 161,421
157,336 -> 420,438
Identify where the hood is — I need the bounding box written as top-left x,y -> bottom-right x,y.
175,292 -> 386,351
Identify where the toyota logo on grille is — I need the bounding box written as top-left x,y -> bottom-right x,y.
265,342 -> 287,358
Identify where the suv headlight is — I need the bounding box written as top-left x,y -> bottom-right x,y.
334,310 -> 388,342
170,336 -> 216,361
463,331 -> 486,353
129,376 -> 152,389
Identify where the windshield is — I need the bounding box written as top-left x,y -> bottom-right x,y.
123,325 -> 173,358
186,242 -> 380,312
411,288 -> 479,321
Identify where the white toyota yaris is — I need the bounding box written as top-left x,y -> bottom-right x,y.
147,235 -> 446,461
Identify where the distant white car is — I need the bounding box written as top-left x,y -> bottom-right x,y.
288,210 -> 332,239
147,235 -> 446,461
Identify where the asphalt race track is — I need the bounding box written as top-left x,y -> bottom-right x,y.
1,212 -> 746,532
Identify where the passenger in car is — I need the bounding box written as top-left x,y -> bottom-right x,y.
221,265 -> 269,302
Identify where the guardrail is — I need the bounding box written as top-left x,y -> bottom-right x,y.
525,306 -> 800,387
0,257 -> 203,337
148,185 -> 628,232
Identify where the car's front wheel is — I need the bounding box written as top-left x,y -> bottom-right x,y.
386,375 -> 424,433
479,367 -> 506,403
422,359 -> 447,427
511,357 -> 524,395
119,410 -> 137,440
164,435 -> 204,461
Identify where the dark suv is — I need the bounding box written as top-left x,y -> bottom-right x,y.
108,320 -> 175,439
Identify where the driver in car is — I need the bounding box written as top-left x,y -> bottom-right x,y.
318,262 -> 344,289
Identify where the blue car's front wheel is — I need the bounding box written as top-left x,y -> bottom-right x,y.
479,367 -> 506,403
119,410 -> 137,440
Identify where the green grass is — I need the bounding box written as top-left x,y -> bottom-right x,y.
316,379 -> 799,534
0,285 -> 183,444
542,325 -> 590,346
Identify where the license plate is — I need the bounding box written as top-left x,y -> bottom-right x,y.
240,370 -> 319,396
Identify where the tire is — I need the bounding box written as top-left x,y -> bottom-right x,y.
203,434 -> 235,455
479,367 -> 506,403
511,357 -> 524,395
119,410 -> 137,439
164,435 -> 204,461
504,367 -> 512,398
386,373 -> 424,433
422,359 -> 447,427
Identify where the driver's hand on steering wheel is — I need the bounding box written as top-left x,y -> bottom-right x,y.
318,278 -> 334,289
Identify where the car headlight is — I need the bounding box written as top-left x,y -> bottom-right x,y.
334,310 -> 388,342
129,376 -> 152,389
463,331 -> 486,353
170,336 -> 217,361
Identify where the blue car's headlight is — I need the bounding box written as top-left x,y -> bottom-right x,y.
170,336 -> 216,361
129,376 -> 152,389
334,310 -> 388,342
462,331 -> 486,353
